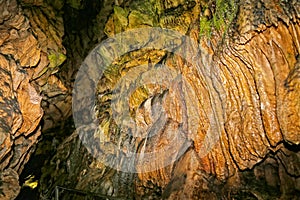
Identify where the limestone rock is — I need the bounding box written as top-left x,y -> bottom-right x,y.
0,0 -> 67,198
0,0 -> 299,199
0,169 -> 21,200
39,0 -> 300,199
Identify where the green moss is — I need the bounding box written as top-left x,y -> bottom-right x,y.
114,6 -> 130,29
199,16 -> 212,37
48,52 -> 66,69
35,52 -> 66,78
128,10 -> 156,27
128,0 -> 159,27
199,0 -> 238,38
131,0 -> 157,16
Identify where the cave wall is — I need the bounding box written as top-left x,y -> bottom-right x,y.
41,0 -> 300,199
0,0 -> 115,199
0,0 -> 67,198
0,0 -> 299,199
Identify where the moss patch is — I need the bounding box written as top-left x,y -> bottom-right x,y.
48,52 -> 66,69
199,0 -> 238,38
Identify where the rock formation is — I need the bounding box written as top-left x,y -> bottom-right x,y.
0,0 -> 299,199
0,0 -> 67,198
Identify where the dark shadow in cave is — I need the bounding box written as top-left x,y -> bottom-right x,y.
16,0 -> 105,198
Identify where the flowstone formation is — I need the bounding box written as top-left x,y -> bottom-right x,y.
40,0 -> 300,199
0,0 -> 299,199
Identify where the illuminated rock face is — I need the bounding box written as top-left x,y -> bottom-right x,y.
0,0 -> 67,199
41,0 -> 300,199
0,0 -> 300,199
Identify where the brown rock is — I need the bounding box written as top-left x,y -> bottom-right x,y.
0,0 -> 299,199
0,169 -> 21,200
0,0 -> 67,198
61,0 -> 300,199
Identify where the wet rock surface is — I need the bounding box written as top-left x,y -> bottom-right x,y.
0,0 -> 299,199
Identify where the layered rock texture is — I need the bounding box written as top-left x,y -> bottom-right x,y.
0,0 -> 68,199
0,0 -> 300,199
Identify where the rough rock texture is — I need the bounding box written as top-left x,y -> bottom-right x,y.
19,0 -> 70,131
37,0 -> 300,199
0,0 -> 68,199
0,0 -> 300,199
